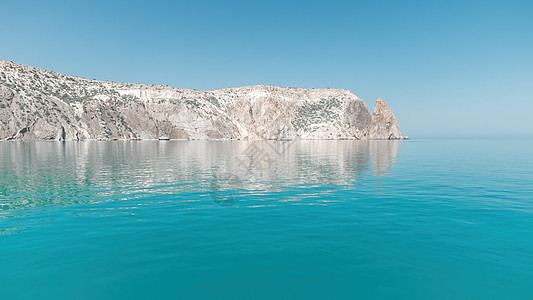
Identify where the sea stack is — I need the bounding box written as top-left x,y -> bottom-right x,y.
368,98 -> 405,140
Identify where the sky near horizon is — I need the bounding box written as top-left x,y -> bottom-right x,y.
1,0 -> 532,138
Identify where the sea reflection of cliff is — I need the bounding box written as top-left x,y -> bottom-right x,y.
0,140 -> 401,212
209,140 -> 400,201
214,140 -> 400,184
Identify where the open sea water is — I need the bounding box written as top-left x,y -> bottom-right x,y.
0,139 -> 532,299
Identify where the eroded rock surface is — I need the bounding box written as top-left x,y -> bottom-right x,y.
368,98 -> 405,140
0,60 -> 406,140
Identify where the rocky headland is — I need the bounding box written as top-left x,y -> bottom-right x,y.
0,59 -> 406,141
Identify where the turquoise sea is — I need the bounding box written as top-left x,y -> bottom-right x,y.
1,139 -> 532,299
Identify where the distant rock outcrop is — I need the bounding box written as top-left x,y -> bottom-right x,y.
368,98 -> 404,140
0,60 -> 406,140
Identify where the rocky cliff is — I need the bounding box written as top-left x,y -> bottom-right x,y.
0,59 -> 406,141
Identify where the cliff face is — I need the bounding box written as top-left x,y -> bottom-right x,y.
368,98 -> 404,140
0,60 -> 406,141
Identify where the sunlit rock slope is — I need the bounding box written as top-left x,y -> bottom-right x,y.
0,60 -> 406,140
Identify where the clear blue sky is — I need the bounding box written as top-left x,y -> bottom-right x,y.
1,0 -> 532,138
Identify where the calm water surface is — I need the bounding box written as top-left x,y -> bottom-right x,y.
1,139 -> 532,299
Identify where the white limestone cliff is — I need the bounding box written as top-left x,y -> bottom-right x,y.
368,98 -> 405,140
0,60 -> 406,141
